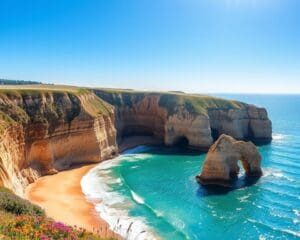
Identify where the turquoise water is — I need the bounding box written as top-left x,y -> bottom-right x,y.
82,95 -> 300,240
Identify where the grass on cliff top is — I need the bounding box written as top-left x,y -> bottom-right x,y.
0,84 -> 90,96
95,88 -> 247,116
0,85 -> 112,132
81,95 -> 113,117
0,85 -> 247,119
159,93 -> 246,115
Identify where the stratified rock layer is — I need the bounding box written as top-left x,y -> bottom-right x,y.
196,134 -> 263,186
0,90 -> 117,195
95,90 -> 272,150
0,88 -> 271,195
208,105 -> 272,144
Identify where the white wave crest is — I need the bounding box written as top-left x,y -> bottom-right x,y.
293,209 -> 300,217
247,219 -> 300,238
130,190 -> 145,204
81,155 -> 159,240
272,133 -> 289,143
263,168 -> 295,182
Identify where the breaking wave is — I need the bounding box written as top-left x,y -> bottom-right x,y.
81,153 -> 159,240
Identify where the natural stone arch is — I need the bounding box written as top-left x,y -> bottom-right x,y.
196,134 -> 262,186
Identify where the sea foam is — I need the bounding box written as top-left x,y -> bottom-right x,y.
81,147 -> 159,240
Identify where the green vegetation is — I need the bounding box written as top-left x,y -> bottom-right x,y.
0,86 -> 110,134
0,85 -> 119,136
0,79 -> 42,85
0,85 -> 248,135
94,89 -> 148,108
0,187 -> 115,240
80,93 -> 113,117
0,187 -> 45,216
158,93 -> 246,116
95,88 -> 247,116
0,84 -> 85,95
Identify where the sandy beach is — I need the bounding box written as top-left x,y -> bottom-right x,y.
25,136 -> 160,239
25,164 -> 119,239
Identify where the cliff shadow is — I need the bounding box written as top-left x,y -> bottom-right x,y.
122,144 -> 206,156
196,175 -> 261,197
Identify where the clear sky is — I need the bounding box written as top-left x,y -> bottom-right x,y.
0,0 -> 299,93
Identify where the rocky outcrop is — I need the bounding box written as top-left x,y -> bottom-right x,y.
95,90 -> 272,150
0,88 -> 272,195
208,105 -> 272,144
0,90 -> 117,195
164,108 -> 212,149
94,90 -> 214,149
196,134 -> 263,186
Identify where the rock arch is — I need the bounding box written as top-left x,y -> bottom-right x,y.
196,134 -> 262,186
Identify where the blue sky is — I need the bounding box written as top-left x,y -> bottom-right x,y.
0,0 -> 299,93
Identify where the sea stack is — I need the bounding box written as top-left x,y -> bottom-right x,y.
196,134 -> 262,186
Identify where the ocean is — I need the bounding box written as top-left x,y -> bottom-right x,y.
81,94 -> 300,240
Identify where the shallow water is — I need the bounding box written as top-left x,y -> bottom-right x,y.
82,95 -> 300,240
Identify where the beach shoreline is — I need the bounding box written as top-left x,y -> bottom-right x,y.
25,136 -> 160,239
25,164 -> 120,239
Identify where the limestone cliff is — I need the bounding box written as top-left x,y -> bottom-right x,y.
208,105 -> 272,144
0,89 -> 117,195
0,87 -> 272,195
196,134 -> 262,186
94,89 -> 272,150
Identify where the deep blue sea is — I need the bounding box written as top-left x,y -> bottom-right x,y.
82,94 -> 300,240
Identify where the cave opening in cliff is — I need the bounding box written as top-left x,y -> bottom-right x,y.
173,136 -> 189,148
211,128 -> 219,141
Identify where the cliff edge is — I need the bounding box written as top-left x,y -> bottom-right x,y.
0,86 -> 272,195
94,89 -> 272,150
0,87 -> 117,195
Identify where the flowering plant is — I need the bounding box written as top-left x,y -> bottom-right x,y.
0,215 -> 109,240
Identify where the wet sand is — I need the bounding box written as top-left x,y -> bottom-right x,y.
25,164 -> 119,239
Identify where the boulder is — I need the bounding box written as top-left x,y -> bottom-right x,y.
196,134 -> 262,186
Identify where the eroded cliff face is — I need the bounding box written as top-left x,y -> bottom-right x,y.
94,91 -> 212,149
0,88 -> 272,195
94,90 -> 272,150
0,91 -> 117,195
164,108 -> 212,149
208,105 -> 272,144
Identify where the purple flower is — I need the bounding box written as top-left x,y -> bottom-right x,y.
40,235 -> 49,240
52,221 -> 72,233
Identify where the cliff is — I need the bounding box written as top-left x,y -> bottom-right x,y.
0,87 -> 117,195
94,89 -> 272,150
0,86 -> 272,195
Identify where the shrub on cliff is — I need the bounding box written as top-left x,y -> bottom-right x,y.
0,187 -> 45,216
0,215 -> 113,240
0,187 -> 116,240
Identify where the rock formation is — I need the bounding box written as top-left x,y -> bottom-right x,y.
208,106 -> 272,144
95,90 -> 272,150
196,134 -> 263,186
0,90 -> 117,195
0,87 -> 271,195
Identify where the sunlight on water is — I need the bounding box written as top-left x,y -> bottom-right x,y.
82,95 -> 300,240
